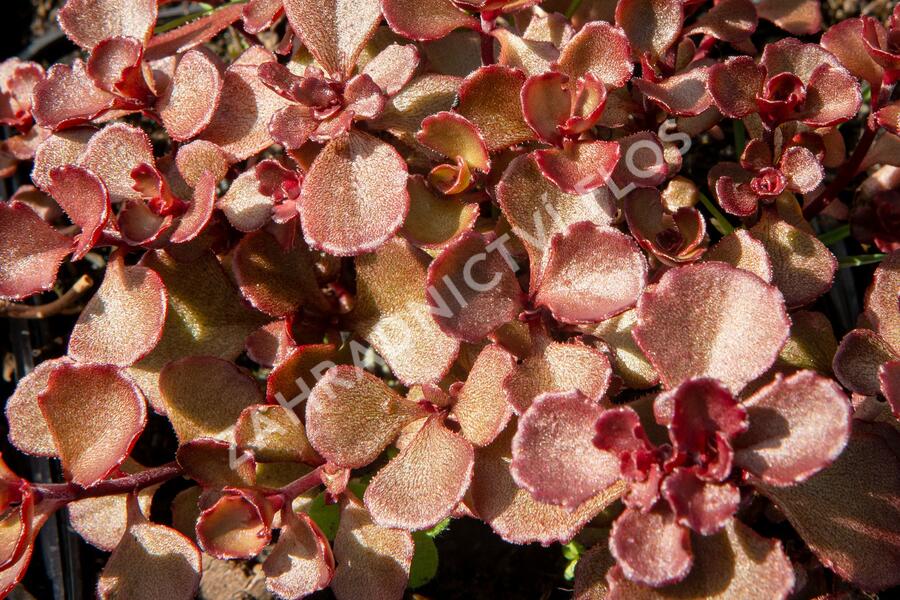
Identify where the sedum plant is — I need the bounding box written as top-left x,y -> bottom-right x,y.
0,0 -> 899,598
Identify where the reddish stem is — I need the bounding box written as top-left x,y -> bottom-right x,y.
34,461 -> 183,504
802,81 -> 890,219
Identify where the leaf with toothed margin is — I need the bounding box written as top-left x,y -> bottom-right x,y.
734,370 -> 851,486
299,130 -> 409,256
382,0 -> 478,42
350,237 -> 460,384
235,404 -> 321,465
128,250 -> 267,414
97,496 -> 201,600
556,21 -> 632,87
38,363 -> 147,487
0,201 -> 72,300
306,366 -> 426,468
159,356 -> 262,444
283,0 -> 382,77
864,251 -> 900,353
331,494 -> 414,600
156,47 -> 223,142
609,505 -> 693,588
755,0 -> 822,36
5,357 -> 69,457
451,344 -> 516,448
199,46 -> 292,162
833,328 -> 897,396
633,262 -> 789,392
365,416 -> 474,531
263,509 -> 334,598
470,424 -> 625,545
231,230 -> 331,318
401,175 -> 479,250
504,330 -> 612,414
425,231 -> 523,343
68,251 -> 166,367
615,0 -> 683,60
748,210 -> 837,308
456,65 -> 535,152
196,490 -> 274,559
756,422 -> 900,592
67,459 -> 157,551
511,390 -> 621,509
76,122 -> 154,205
176,438 -> 257,489
58,0 -> 157,49
534,221 -> 647,324
605,519 -> 795,599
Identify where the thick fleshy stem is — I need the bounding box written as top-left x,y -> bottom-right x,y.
33,461 -> 183,504
803,81 -> 893,219
480,15 -> 495,66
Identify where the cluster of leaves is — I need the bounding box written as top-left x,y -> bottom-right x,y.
1,0 -> 899,598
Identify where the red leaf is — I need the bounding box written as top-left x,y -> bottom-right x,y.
196,490 -> 273,559
47,165 -> 110,260
534,140 -> 620,194
77,122 -> 155,205
38,363 -> 147,487
362,43 -> 420,96
616,0 -> 683,59
32,60 -> 116,130
86,36 -> 152,101
662,470 -> 739,535
556,21 -> 633,87
299,130 -> 409,256
365,416 -> 474,530
535,221 -> 647,323
425,231 -> 522,343
69,251 -> 166,366
306,366 -> 425,468
633,262 -> 789,392
331,495 -> 413,600
736,370 -> 851,485
451,344 -> 516,447
833,328 -> 897,396
59,0 -> 157,49
382,0 -> 478,41
417,111 -> 490,172
283,0 -> 382,77
864,250 -> 900,352
609,505 -> 692,587
0,201 -> 72,300
511,390 -> 620,508
755,0 -> 823,35
199,46 -> 292,161
821,18 -> 885,88
5,357 -> 69,457
97,496 -> 201,600
456,65 -> 534,151
707,56 -> 764,119
756,422 -> 900,592
263,509 -> 334,598
157,47 -> 223,142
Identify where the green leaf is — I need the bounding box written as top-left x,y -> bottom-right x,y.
839,253 -> 886,268
562,540 -> 584,582
817,224 -> 850,246
426,517 -> 451,538
409,531 -> 439,589
305,492 -> 340,540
